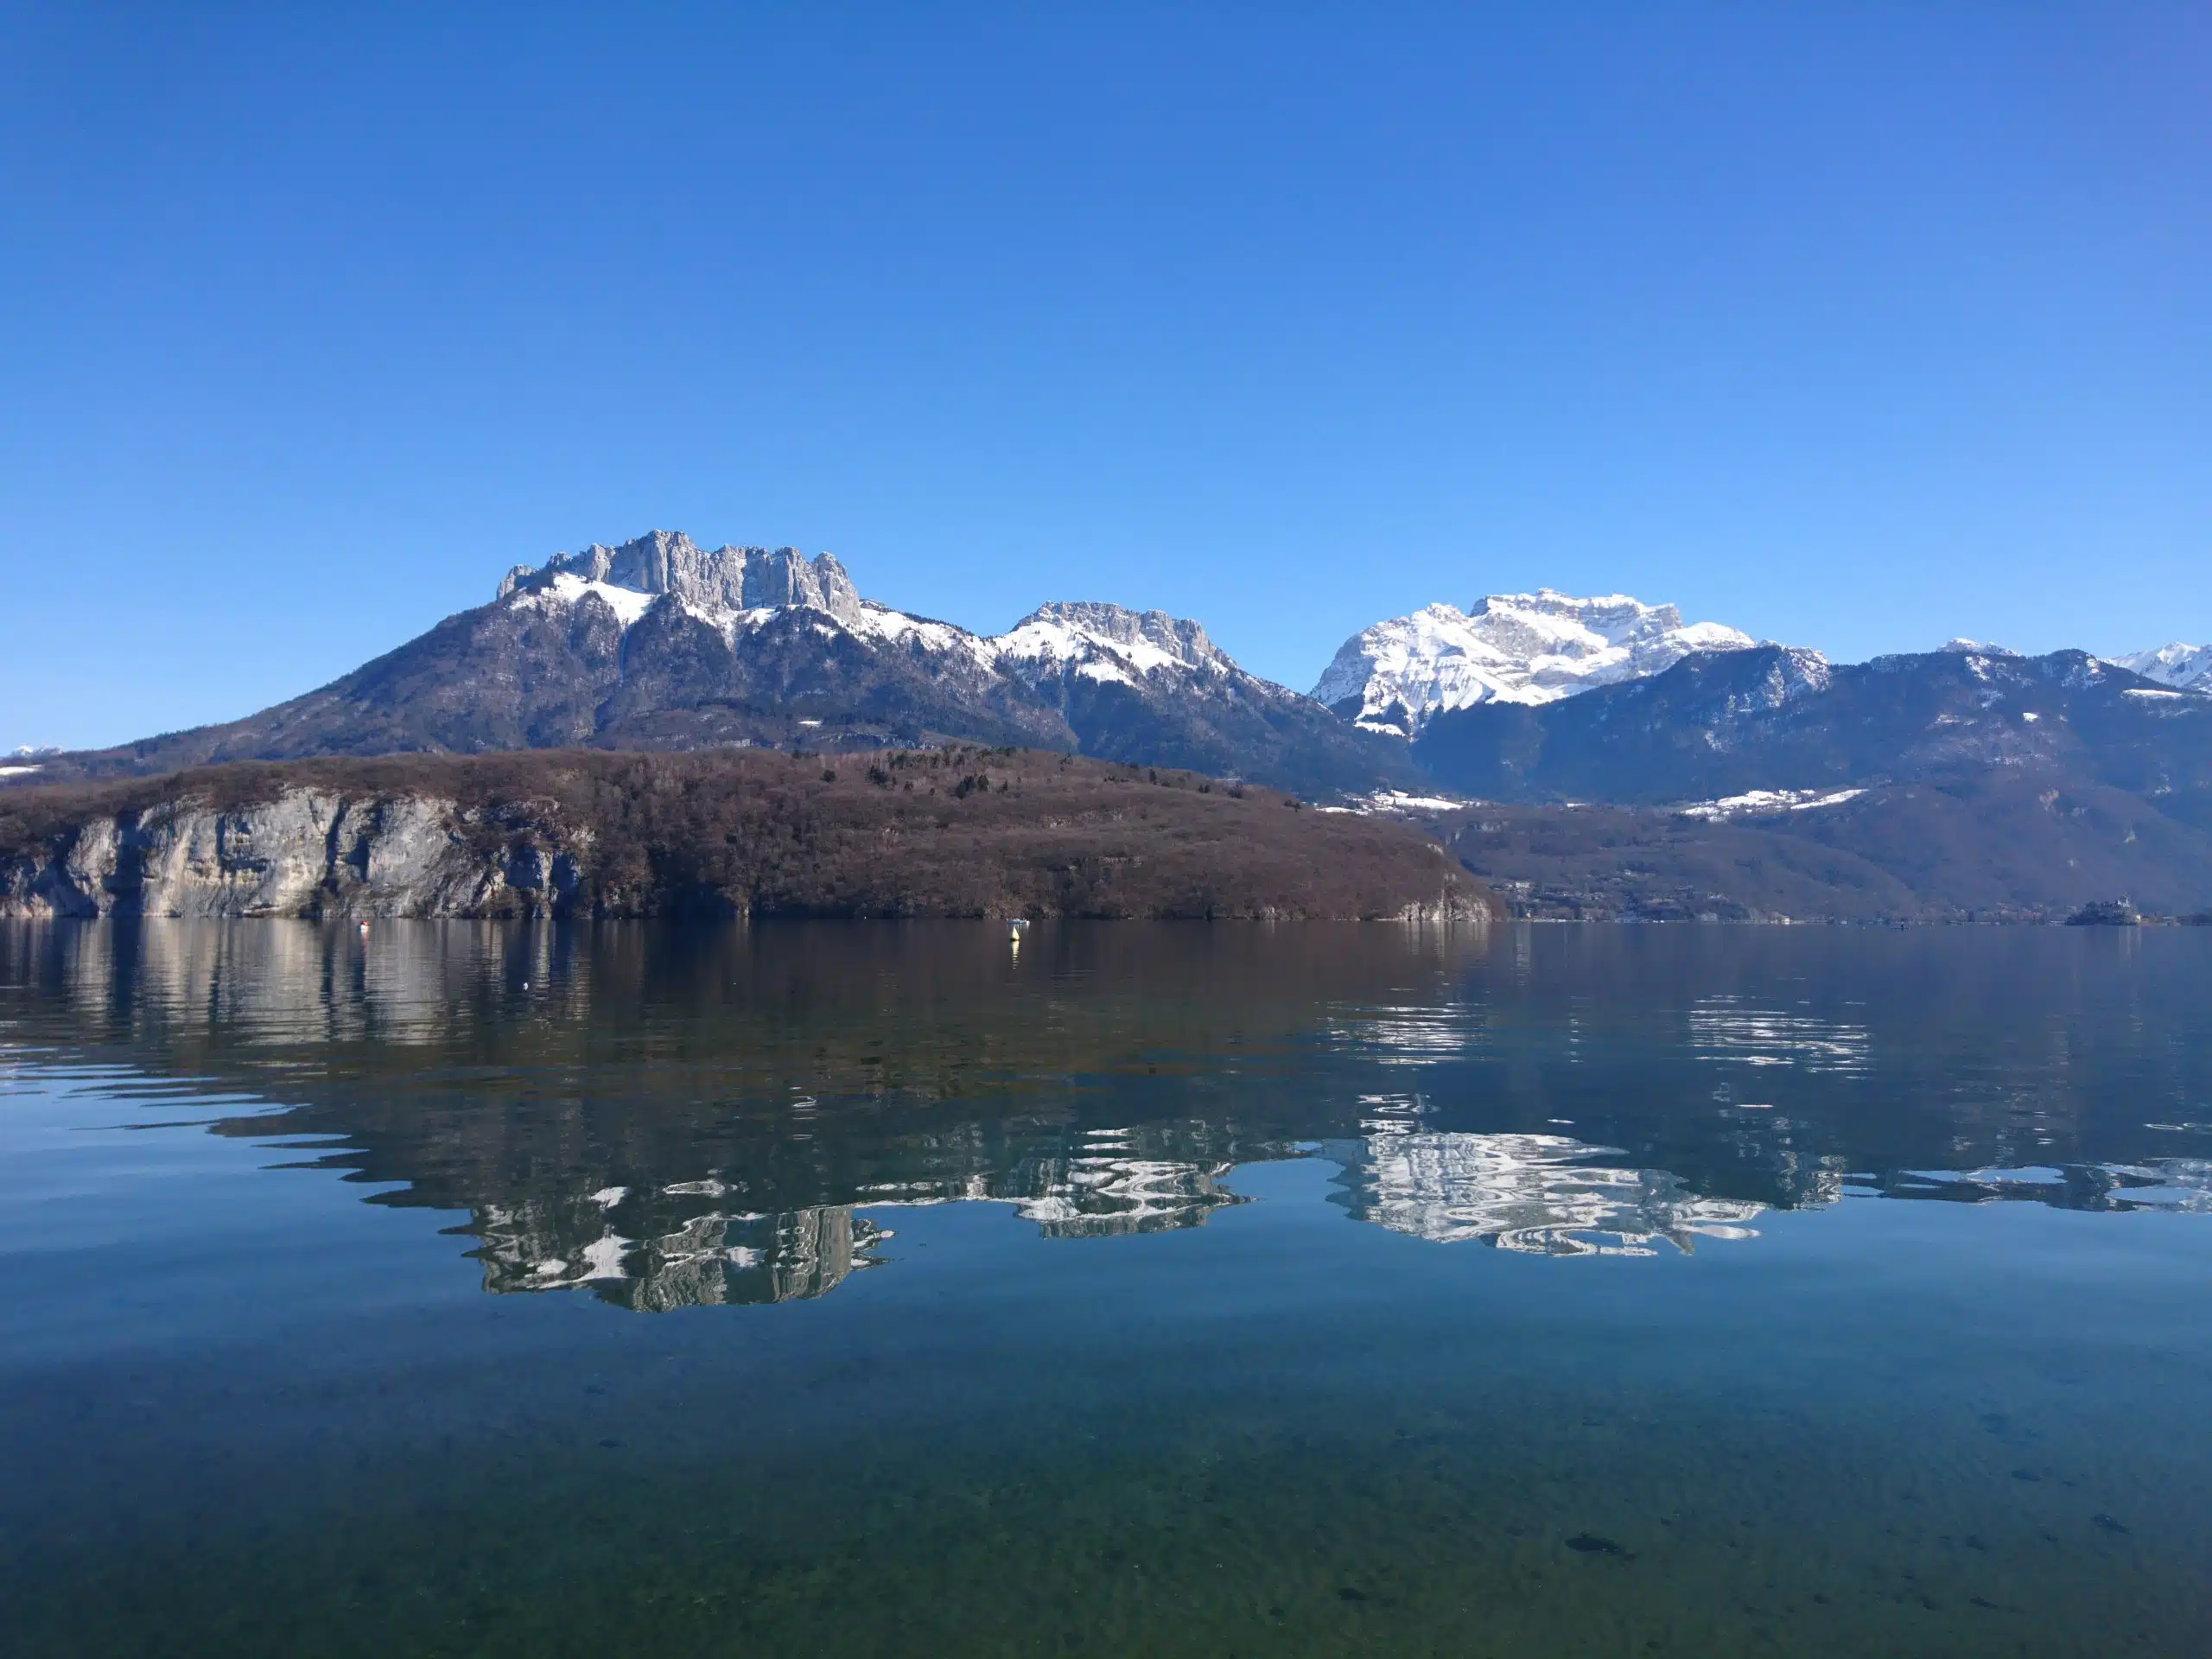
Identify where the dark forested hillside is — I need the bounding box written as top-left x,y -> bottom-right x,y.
1416,770 -> 2212,922
0,748 -> 1498,923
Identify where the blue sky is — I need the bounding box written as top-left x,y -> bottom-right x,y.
3,2 -> 2207,751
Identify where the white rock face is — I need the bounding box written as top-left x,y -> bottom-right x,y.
131,792 -> 347,916
1312,590 -> 1757,737
2108,642 -> 2212,693
0,789 -> 584,919
499,531 -> 864,625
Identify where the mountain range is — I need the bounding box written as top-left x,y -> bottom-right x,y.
1408,639 -> 2212,808
27,531 -> 1408,798
10,528 -> 2209,918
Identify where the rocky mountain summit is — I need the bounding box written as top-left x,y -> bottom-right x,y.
2109,641 -> 2212,693
498,531 -> 865,620
31,531 -> 1408,798
1313,590 -> 1755,738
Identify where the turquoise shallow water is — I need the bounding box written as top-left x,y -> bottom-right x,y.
0,920 -> 2207,1655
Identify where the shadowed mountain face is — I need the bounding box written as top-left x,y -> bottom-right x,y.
29,531 -> 1413,798
1412,643 -> 2212,805
5,919 -> 2206,1310
1398,644 -> 2212,918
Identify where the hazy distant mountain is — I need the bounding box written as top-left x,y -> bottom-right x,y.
1312,590 -> 1755,738
1412,639 -> 2212,808
1438,771 -> 2212,923
26,531 -> 1410,798
2108,642 -> 2212,693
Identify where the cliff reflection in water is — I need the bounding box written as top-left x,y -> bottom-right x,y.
475,1129 -> 1249,1310
3,918 -> 2209,1309
478,1195 -> 899,1310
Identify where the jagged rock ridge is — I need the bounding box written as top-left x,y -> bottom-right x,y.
498,531 -> 864,621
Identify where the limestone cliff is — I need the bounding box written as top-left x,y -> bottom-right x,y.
0,788 -> 582,919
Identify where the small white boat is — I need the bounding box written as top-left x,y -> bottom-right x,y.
1007,918 -> 1032,941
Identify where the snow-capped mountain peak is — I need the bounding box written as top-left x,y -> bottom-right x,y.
990,601 -> 1236,683
2107,642 -> 2212,693
496,542 -> 1249,690
1313,589 -> 1757,738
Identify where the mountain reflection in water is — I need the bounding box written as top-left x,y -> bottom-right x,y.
1326,1127 -> 1770,1257
3,918 -> 2209,1309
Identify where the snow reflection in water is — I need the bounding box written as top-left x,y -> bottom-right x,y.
1325,1004 -> 1490,1066
1688,995 -> 1872,1073
1001,1128 -> 1244,1238
1324,1126 -> 1767,1257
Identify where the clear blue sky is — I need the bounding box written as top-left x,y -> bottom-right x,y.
3,2 -> 2207,751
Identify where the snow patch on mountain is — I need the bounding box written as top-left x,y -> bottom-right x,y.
513,572 -> 659,627
991,601 -> 1236,682
0,744 -> 54,780
2108,643 -> 2212,693
844,601 -> 1005,671
1313,590 -> 1757,737
1675,788 -> 1865,821
1315,790 -> 1478,817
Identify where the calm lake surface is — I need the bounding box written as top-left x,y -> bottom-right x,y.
1,920 -> 2208,1656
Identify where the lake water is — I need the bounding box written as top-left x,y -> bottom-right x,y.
1,920 -> 2207,1656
